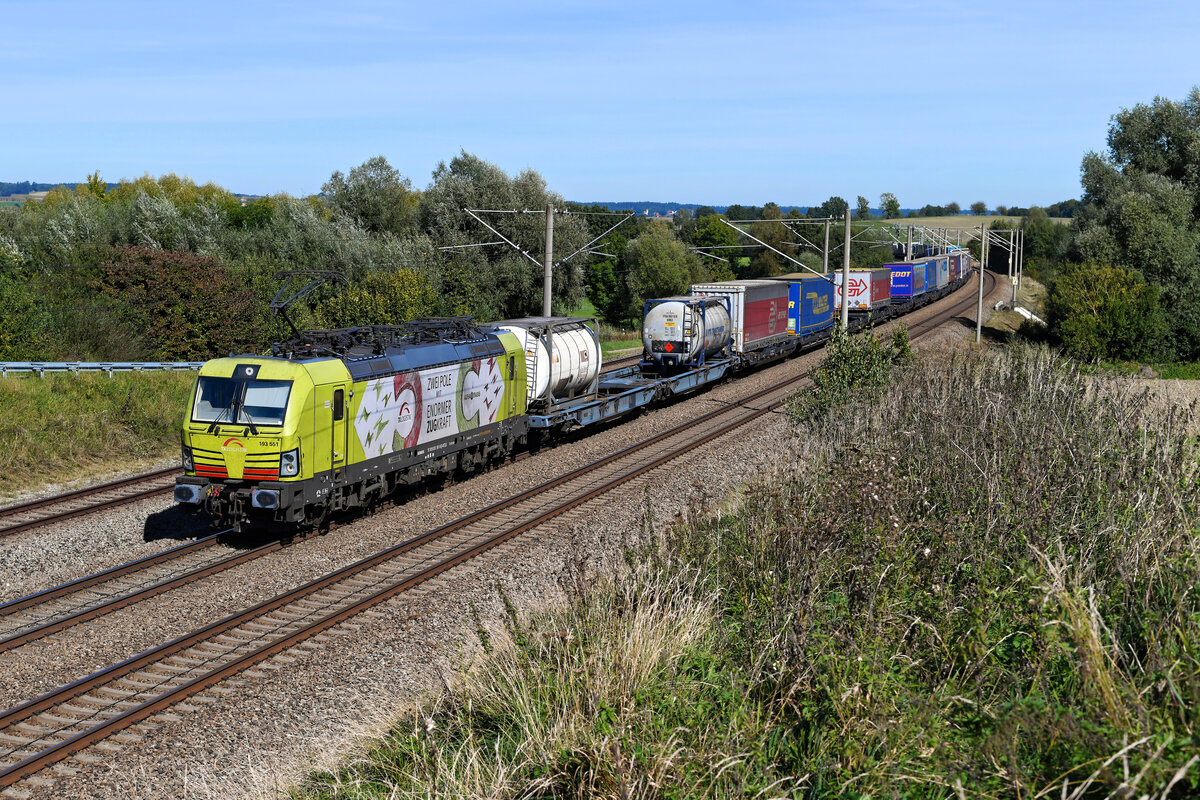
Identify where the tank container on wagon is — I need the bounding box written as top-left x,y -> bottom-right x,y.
494,317 -> 600,406
887,262 -> 927,299
833,268 -> 892,311
784,275 -> 835,336
689,280 -> 790,355
642,296 -> 732,368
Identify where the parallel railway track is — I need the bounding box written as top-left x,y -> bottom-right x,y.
0,273 -> 995,787
0,467 -> 178,538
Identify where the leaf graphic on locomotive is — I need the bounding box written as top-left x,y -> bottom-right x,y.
458,357 -> 506,427
353,372 -> 423,459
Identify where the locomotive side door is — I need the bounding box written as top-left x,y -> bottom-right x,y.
330,386 -> 347,479
314,383 -> 349,481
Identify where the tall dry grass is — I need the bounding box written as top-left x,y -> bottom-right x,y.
292,345 -> 1200,799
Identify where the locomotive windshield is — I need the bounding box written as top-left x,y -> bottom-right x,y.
192,377 -> 292,426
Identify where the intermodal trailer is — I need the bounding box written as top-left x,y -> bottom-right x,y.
785,275 -> 835,339
919,259 -> 937,293
832,268 -> 892,311
932,256 -> 950,290
888,262 -> 926,299
690,279 -> 791,364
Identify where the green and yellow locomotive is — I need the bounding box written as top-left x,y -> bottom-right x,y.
174,319 -> 528,531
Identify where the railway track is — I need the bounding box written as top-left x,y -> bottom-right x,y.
0,530 -> 279,654
0,466 -> 178,538
0,273 -> 995,787
600,352 -> 641,372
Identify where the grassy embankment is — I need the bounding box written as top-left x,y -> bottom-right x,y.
292,342 -> 1200,799
566,297 -> 642,356
0,372 -> 193,496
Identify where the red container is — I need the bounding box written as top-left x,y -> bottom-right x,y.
690,279 -> 790,355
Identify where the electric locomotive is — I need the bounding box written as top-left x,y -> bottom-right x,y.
174,318 -> 528,531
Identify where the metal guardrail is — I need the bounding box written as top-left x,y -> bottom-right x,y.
0,362 -> 205,376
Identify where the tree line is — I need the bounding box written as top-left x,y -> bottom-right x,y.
4,82 -> 1190,366
0,153 -> 599,360
0,158 -> 905,360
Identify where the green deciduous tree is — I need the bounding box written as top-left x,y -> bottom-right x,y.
970,201 -> 987,215
618,222 -> 701,323
1046,262 -> 1167,361
420,151 -> 589,319
855,195 -> 871,221
880,193 -> 901,219
817,196 -> 849,220
1074,87 -> 1200,357
322,156 -> 419,238
1020,208 -> 1071,281
314,267 -> 438,328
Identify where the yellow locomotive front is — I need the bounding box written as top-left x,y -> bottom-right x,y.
175,356 -> 353,530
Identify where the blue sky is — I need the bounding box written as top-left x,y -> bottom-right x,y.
2,0 -> 1197,207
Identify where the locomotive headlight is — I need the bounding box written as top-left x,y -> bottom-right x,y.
280,448 -> 300,477
181,446 -> 194,472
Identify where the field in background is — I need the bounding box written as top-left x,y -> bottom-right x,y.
867,214 -> 1069,230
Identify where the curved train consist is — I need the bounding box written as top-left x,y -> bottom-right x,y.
174,249 -> 972,530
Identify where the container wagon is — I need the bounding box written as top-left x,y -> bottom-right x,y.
783,275 -> 835,342
831,268 -> 892,312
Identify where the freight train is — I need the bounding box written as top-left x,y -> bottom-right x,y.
175,255 -> 972,531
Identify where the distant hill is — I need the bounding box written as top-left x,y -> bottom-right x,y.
577,200 -> 1082,219
0,181 -> 72,196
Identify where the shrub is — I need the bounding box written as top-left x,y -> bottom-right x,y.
1046,261 -> 1168,361
790,324 -> 909,424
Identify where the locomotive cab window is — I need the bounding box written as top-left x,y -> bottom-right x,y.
192,377 -> 292,426
333,389 -> 344,421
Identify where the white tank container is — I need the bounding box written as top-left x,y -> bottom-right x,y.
642,297 -> 731,365
496,318 -> 600,403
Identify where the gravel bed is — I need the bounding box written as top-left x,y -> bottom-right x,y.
0,280 -> 1003,799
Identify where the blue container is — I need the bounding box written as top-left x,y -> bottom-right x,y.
923,260 -> 937,290
786,275 -> 836,336
888,263 -> 927,298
